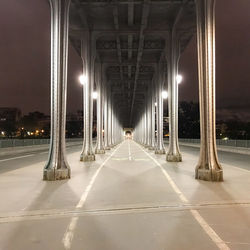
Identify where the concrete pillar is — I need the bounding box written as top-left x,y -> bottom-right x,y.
111,100 -> 115,146
155,67 -> 165,154
166,30 -> 182,162
143,108 -> 147,146
43,0 -> 71,181
149,82 -> 156,150
104,87 -> 110,150
195,0 -> 223,181
146,92 -> 151,148
108,88 -> 113,148
80,33 -> 95,162
95,63 -> 105,154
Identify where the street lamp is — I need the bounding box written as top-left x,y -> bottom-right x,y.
176,74 -> 183,84
79,74 -> 87,85
162,90 -> 168,99
92,91 -> 98,99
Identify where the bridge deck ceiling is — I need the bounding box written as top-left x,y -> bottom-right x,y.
69,0 -> 196,125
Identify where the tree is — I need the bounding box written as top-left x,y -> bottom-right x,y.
178,101 -> 200,138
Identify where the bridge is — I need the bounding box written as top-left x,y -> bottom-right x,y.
1,0 -> 250,249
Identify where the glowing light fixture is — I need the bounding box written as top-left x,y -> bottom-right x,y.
92,91 -> 98,99
176,74 -> 183,84
162,90 -> 168,99
79,74 -> 87,85
155,102 -> 157,106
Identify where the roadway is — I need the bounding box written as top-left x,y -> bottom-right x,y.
0,140 -> 250,250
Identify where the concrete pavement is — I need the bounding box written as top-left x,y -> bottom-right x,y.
0,140 -> 250,250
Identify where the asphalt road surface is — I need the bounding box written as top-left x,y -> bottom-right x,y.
0,140 -> 250,250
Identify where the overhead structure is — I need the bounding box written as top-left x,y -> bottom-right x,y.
44,0 -> 223,182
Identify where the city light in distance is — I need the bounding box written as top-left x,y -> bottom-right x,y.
176,74 -> 183,84
79,74 -> 87,85
162,90 -> 168,99
92,91 -> 98,99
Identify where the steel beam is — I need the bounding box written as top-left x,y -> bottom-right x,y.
129,0 -> 150,126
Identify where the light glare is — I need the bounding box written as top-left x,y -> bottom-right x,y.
92,91 -> 98,99
176,74 -> 183,84
162,90 -> 168,99
79,74 -> 87,85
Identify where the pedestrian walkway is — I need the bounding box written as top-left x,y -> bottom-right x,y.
0,139 -> 250,250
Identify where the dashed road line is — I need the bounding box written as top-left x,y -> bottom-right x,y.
62,141 -> 125,250
0,154 -> 35,162
138,142 -> 230,250
128,140 -> 132,160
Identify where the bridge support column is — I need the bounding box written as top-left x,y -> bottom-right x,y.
43,0 -> 71,181
108,89 -> 113,148
149,82 -> 156,150
166,31 -> 182,162
104,87 -> 110,150
95,63 -> 105,154
143,110 -> 147,146
80,34 -> 95,162
111,103 -> 115,146
146,94 -> 151,148
155,67 -> 165,154
195,0 -> 223,181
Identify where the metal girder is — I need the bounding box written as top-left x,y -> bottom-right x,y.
129,0 -> 150,125
112,3 -> 127,106
172,0 -> 189,30
72,0 -> 89,30
77,0 -> 195,5
96,39 -> 165,51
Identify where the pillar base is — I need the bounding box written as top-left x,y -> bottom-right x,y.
148,146 -> 155,150
195,168 -> 223,182
155,149 -> 166,154
95,148 -> 105,154
43,168 -> 70,181
105,146 -> 111,150
166,153 -> 182,162
80,154 -> 95,162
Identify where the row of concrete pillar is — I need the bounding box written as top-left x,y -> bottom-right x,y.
43,0 -> 222,182
134,0 -> 223,182
43,0 -> 123,181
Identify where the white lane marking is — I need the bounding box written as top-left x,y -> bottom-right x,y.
224,164 -> 250,173
128,140 -> 132,161
62,141 -> 125,250
39,152 -> 48,155
190,209 -> 230,250
138,142 -> 230,250
0,154 -> 34,162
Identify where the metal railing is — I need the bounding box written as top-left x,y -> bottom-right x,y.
164,138 -> 250,149
0,138 -> 82,149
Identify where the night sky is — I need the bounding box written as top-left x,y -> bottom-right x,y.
0,0 -> 249,121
